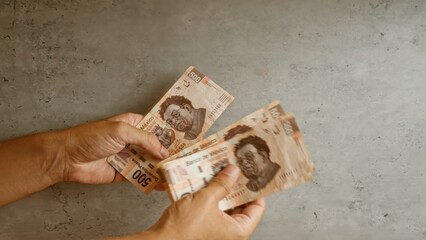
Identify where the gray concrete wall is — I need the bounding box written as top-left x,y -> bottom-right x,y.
1,0 -> 426,239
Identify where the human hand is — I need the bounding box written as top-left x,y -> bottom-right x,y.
54,113 -> 169,185
136,165 -> 265,240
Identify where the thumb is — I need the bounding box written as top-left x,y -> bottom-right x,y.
204,165 -> 240,201
113,122 -> 169,159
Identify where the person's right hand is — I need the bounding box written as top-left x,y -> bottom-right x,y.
132,165 -> 266,240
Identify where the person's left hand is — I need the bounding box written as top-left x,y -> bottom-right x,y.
54,113 -> 169,185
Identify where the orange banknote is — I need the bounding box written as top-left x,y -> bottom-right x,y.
107,66 -> 234,193
159,113 -> 314,210
156,101 -> 285,171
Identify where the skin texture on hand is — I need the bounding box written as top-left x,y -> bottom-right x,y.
57,113 -> 169,184
0,113 -> 168,206
0,113 -> 265,239
120,165 -> 266,240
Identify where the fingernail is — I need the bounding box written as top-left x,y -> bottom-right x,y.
223,165 -> 240,177
160,147 -> 169,158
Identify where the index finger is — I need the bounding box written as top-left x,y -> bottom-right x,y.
231,198 -> 266,234
241,198 -> 265,222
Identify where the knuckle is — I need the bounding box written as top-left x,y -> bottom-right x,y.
214,177 -> 230,189
145,132 -> 160,146
112,121 -> 128,135
197,189 -> 216,203
125,112 -> 144,122
122,112 -> 133,119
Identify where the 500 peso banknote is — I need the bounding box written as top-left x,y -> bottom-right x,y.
107,66 -> 234,193
155,101 -> 286,172
159,113 -> 314,210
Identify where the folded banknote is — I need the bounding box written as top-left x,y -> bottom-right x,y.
158,113 -> 314,210
107,66 -> 234,193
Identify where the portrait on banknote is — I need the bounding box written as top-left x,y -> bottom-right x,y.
159,95 -> 206,140
234,135 -> 281,192
153,125 -> 175,149
223,125 -> 252,141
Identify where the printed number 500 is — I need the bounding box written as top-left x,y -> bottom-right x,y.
132,170 -> 151,187
188,71 -> 201,83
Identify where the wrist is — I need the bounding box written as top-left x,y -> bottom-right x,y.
136,230 -> 165,240
38,130 -> 69,184
146,220 -> 181,240
138,229 -> 175,240
107,229 -> 172,240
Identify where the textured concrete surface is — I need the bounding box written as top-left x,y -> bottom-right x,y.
1,0 -> 426,239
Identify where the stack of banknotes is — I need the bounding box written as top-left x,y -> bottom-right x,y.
107,66 -> 314,210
